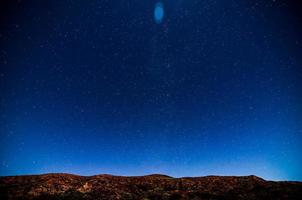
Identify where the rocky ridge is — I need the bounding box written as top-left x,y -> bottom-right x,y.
1,173 -> 301,199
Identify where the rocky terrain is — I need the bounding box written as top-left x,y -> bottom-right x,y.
0,173 -> 301,200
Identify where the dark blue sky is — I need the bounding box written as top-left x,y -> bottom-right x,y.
0,0 -> 302,180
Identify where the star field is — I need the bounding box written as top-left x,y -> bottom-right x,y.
0,0 -> 302,180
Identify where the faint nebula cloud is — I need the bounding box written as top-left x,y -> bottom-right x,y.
154,2 -> 164,24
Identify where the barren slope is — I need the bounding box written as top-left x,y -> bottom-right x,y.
1,173 -> 301,200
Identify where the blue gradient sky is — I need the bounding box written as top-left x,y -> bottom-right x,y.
0,0 -> 302,181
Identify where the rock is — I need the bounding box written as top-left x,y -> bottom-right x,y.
0,173 -> 301,200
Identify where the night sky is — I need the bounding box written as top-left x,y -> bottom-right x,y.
1,0 -> 302,181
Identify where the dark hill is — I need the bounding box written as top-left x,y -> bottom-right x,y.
0,173 -> 301,200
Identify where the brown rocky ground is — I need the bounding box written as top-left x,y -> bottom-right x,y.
0,173 -> 301,200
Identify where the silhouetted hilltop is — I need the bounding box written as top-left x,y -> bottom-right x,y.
1,173 -> 301,200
